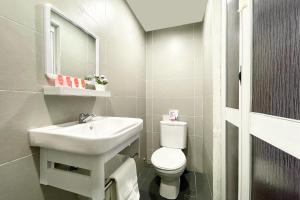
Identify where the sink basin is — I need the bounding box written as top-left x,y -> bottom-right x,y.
29,116 -> 143,155
30,116 -> 143,199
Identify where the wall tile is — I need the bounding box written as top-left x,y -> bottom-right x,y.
106,97 -> 137,117
139,129 -> 147,159
137,98 -> 146,116
0,155 -> 43,200
146,148 -> 153,164
194,23 -> 203,79
195,78 -> 204,97
153,98 -> 174,115
146,33 -> 153,81
146,131 -> 153,149
105,64 -> 137,97
137,80 -> 146,98
146,81 -> 153,98
187,136 -> 203,172
0,91 -> 50,164
195,116 -> 204,137
44,96 -> 98,124
195,96 -> 204,116
92,97 -> 107,116
78,0 -> 106,27
0,17 -> 45,92
153,79 -> 195,98
152,115 -> 162,133
0,154 -> 79,200
186,135 -> 195,171
152,57 -> 195,81
178,116 -> 195,136
152,24 -> 195,80
146,115 -> 153,132
152,134 -> 161,151
0,0 -> 43,32
146,98 -> 152,114
204,95 -> 213,126
171,98 -> 195,116
194,136 -> 204,172
153,98 -> 195,116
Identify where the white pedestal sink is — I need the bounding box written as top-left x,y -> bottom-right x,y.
29,116 -> 143,200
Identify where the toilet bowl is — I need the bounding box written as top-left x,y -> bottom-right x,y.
151,147 -> 187,199
151,120 -> 187,199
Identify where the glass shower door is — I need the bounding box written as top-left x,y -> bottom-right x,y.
250,0 -> 300,199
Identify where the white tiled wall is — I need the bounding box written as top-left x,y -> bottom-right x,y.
202,0 -> 222,198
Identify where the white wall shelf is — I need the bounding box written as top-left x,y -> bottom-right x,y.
43,86 -> 111,97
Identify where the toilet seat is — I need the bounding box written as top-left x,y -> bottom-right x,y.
151,147 -> 186,171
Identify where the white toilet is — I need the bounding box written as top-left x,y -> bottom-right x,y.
151,120 -> 187,199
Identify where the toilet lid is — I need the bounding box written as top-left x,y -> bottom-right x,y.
151,147 -> 186,170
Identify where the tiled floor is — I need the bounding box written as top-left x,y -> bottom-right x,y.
138,166 -> 212,200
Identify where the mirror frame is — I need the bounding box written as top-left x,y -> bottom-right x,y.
43,4 -> 100,78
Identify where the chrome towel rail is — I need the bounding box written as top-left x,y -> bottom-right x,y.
104,153 -> 139,191
105,179 -> 114,191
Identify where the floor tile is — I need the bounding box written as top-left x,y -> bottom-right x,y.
138,166 -> 212,200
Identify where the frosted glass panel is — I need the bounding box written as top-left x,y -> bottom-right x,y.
226,122 -> 239,200
251,136 -> 300,200
252,0 -> 300,119
226,0 -> 240,109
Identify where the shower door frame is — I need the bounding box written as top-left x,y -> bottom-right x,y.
221,0 -> 251,199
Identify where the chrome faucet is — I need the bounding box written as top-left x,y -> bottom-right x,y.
79,113 -> 95,124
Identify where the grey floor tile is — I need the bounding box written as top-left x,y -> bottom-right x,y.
138,166 -> 203,200
180,171 -> 197,197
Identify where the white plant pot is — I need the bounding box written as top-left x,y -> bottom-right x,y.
85,80 -> 95,90
95,84 -> 106,91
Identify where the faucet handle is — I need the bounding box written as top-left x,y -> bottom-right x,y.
79,113 -> 86,117
79,113 -> 96,123
79,113 -> 86,122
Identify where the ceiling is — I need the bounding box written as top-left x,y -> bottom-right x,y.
126,0 -> 208,31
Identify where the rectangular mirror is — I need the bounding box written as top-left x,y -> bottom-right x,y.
44,4 -> 99,78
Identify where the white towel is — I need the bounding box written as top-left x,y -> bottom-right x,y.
109,158 -> 140,200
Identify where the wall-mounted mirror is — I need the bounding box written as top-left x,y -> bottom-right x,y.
44,4 -> 99,78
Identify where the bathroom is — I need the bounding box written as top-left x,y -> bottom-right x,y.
0,0 -> 299,200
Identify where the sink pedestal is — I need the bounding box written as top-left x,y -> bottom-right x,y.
39,135 -> 139,200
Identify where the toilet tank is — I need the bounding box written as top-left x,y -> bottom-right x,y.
160,120 -> 187,149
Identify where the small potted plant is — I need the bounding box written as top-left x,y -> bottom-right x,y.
84,75 -> 95,90
94,75 -> 108,91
